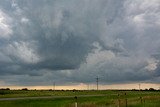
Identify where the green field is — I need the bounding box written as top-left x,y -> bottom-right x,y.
0,90 -> 160,107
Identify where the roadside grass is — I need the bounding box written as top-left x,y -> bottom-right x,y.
0,98 -> 74,107
0,90 -> 119,98
0,96 -> 115,107
0,90 -> 160,107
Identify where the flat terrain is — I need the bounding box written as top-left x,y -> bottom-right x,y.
0,90 -> 160,107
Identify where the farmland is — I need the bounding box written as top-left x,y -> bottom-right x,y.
0,89 -> 160,107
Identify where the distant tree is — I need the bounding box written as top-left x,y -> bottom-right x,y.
48,89 -> 52,91
6,88 -> 10,90
149,88 -> 155,91
144,88 -> 148,91
0,88 -> 10,95
22,88 -> 28,91
73,89 -> 76,92
0,88 -> 10,90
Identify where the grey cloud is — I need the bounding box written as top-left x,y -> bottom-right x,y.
0,0 -> 160,86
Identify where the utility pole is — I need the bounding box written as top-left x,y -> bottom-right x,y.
87,84 -> 89,90
139,84 -> 141,91
53,82 -> 55,91
96,76 -> 99,90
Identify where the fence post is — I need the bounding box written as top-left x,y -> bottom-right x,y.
125,93 -> 127,107
118,99 -> 120,107
140,97 -> 142,104
118,94 -> 120,107
125,98 -> 127,107
75,102 -> 77,107
74,96 -> 78,107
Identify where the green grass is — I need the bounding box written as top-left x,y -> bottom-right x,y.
0,90 -> 160,107
0,98 -> 74,107
0,96 -> 112,107
0,90 -> 115,98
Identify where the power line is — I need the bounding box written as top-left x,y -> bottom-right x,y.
96,76 -> 99,90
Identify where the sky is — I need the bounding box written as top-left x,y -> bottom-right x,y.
0,0 -> 160,89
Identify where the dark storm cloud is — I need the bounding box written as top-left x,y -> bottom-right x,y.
0,0 -> 160,85
0,0 -> 97,71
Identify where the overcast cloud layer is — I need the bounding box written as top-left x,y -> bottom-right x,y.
0,0 -> 160,86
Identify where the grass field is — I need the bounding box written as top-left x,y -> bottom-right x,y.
0,90 -> 160,107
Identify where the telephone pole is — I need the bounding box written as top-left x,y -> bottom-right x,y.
139,84 -> 141,91
53,82 -> 55,91
96,76 -> 99,90
87,84 -> 89,90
